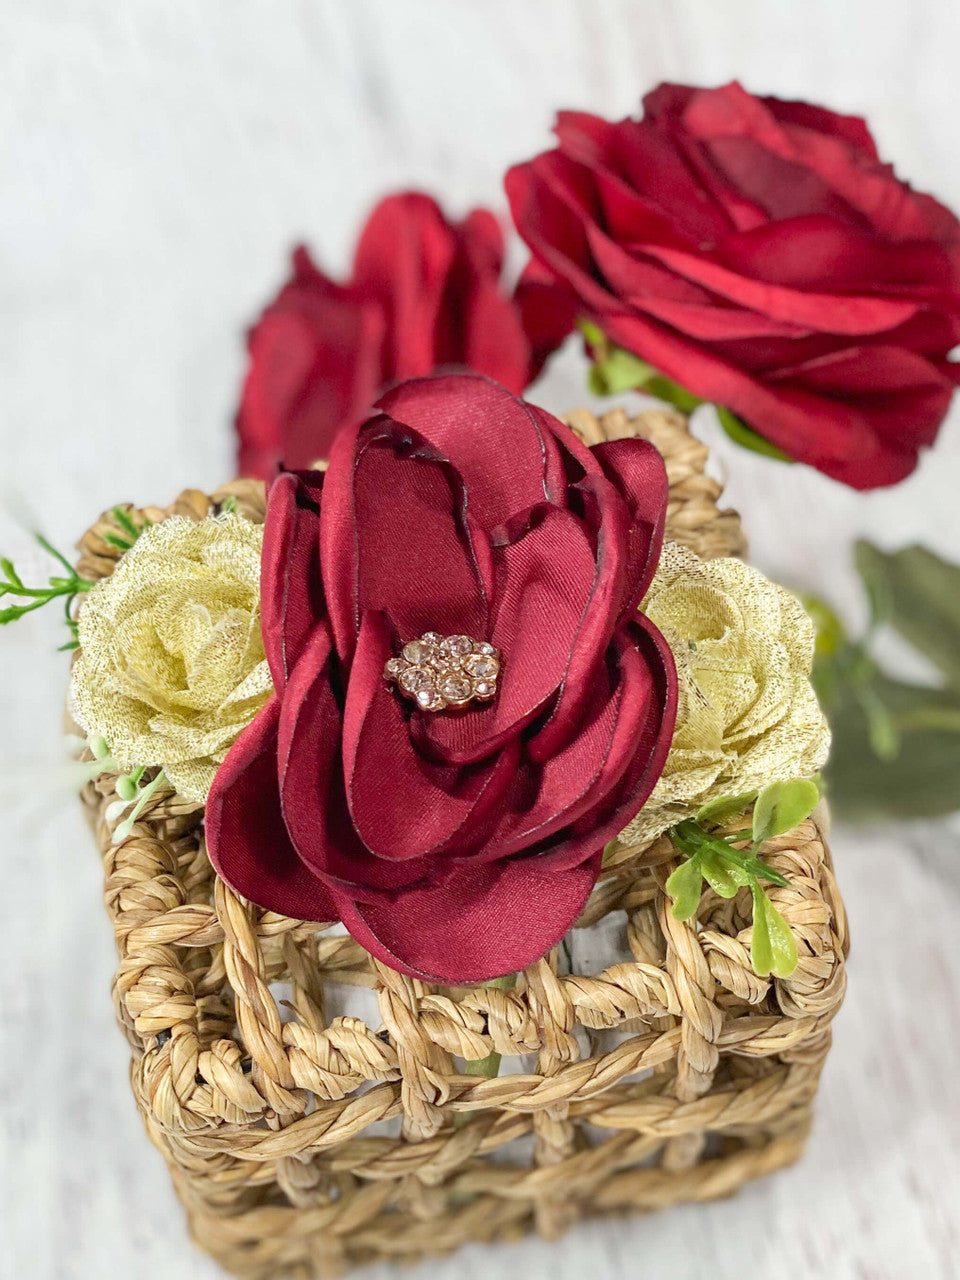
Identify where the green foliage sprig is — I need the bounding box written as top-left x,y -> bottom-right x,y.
0,508 -> 148,649
81,734 -> 169,843
665,778 -> 820,979
0,535 -> 93,649
809,541 -> 960,821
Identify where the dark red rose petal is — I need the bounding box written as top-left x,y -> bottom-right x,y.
236,193 -> 538,480
414,505 -> 603,766
335,848 -> 603,984
277,622 -> 440,895
206,698 -> 340,922
237,247 -> 385,477
481,617 -> 676,863
440,208 -> 533,395
351,192 -> 458,379
260,470 -> 326,690
341,611 -> 518,861
374,373 -> 575,526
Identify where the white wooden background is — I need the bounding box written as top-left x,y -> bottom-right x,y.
2,4 -> 960,1278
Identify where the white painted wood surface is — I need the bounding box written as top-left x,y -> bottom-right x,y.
2,4 -> 959,1277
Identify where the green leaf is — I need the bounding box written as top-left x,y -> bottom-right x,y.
695,791 -> 757,828
854,542 -> 960,685
666,856 -> 703,920
822,674 -> 960,821
577,318 -> 606,349
699,848 -> 750,898
34,533 -> 77,578
752,779 -> 820,845
111,506 -> 142,542
583,328 -> 703,410
855,682 -> 900,761
716,406 -> 793,463
0,558 -> 23,588
103,531 -> 134,551
800,593 -> 847,659
588,347 -> 660,396
643,375 -> 703,414
749,887 -> 774,977
0,599 -> 47,623
750,887 -> 798,978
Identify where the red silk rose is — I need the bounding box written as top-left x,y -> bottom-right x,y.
236,192 -> 536,479
506,81 -> 960,489
208,374 -> 677,983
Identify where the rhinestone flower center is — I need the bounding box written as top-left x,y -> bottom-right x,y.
384,633 -> 501,711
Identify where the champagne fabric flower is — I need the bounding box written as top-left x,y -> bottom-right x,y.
70,514 -> 273,802
620,541 -> 829,845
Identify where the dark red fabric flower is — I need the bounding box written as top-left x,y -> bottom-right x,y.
208,374 -> 677,983
506,81 -> 960,489
236,192 -> 536,478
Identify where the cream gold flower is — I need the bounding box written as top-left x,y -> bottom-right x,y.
70,514 -> 272,803
620,541 -> 829,846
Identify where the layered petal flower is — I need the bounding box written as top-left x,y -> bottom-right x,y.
506,82 -> 960,489
209,374 -> 677,982
236,194 -> 537,478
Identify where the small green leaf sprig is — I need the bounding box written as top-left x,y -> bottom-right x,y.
0,507 -> 149,649
1,535 -> 93,650
665,778 -> 821,979
80,734 -> 169,843
3,507 -> 167,839
580,319 -> 793,463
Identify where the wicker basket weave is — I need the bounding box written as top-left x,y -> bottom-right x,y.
77,407 -> 847,1279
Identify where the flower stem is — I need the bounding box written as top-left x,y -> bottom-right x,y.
462,972 -> 516,1080
112,769 -> 168,842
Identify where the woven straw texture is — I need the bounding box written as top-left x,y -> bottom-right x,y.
76,407 -> 846,1280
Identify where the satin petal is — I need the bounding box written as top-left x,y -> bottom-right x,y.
260,471 -> 326,690
341,612 -> 518,860
205,698 -> 340,922
277,622 -> 437,895
336,850 -> 603,984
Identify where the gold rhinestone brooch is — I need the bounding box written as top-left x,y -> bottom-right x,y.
384,632 -> 501,712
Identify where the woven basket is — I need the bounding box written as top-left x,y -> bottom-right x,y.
77,407 -> 847,1280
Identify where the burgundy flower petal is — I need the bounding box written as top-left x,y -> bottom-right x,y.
260,470 -> 326,690
335,848 -> 603,984
414,505 -> 602,765
277,622 -> 439,896
231,374 -> 678,983
482,617 -> 676,863
567,614 -> 678,842
590,436 -> 668,612
373,373 -> 574,526
206,697 -> 340,922
319,413 -> 493,664
351,192 -> 458,379
341,611 -> 518,860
